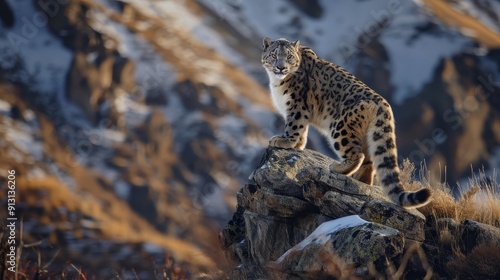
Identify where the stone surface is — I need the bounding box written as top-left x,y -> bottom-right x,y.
220,148 -> 425,278
237,184 -> 315,218
220,205 -> 246,250
244,210 -> 328,266
269,219 -> 404,279
433,218 -> 500,253
251,148 -> 333,197
461,219 -> 500,253
297,166 -> 388,201
328,223 -> 404,276
360,199 -> 426,242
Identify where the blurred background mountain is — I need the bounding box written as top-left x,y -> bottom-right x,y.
0,0 -> 499,277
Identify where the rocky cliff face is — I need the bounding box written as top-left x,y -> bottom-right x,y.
220,148 -> 500,279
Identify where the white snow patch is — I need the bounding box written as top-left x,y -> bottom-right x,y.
88,5 -> 177,90
27,167 -> 46,178
214,115 -> 266,165
77,126 -> 125,149
96,128 -> 125,144
22,109 -> 35,122
1,118 -> 43,162
248,170 -> 256,180
116,89 -> 150,128
260,161 -> 271,170
275,215 -> 369,263
215,115 -> 246,142
0,99 -> 12,114
114,180 -> 131,200
143,242 -> 163,254
145,0 -> 249,66
286,155 -> 299,164
86,5 -> 175,126
199,184 -> 229,218
381,25 -> 468,104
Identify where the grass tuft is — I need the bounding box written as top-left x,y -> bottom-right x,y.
400,159 -> 500,227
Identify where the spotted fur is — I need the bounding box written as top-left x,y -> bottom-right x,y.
261,37 -> 431,208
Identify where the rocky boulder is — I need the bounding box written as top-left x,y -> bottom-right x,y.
268,215 -> 404,279
220,148 -> 430,279
219,147 -> 500,279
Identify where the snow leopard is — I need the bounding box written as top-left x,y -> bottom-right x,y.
261,37 -> 431,208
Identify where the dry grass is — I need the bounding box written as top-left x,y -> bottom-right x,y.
398,159 -> 500,279
399,159 -> 500,227
446,244 -> 500,279
0,86 -> 217,274
197,160 -> 499,279
15,176 -> 215,271
421,0 -> 500,48
398,159 -> 500,278
0,234 -> 192,280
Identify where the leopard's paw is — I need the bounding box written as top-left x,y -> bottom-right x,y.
269,135 -> 295,149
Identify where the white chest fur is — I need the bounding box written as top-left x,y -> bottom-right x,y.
267,72 -> 290,118
270,85 -> 290,118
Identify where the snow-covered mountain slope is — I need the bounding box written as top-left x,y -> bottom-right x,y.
199,0 -> 500,185
0,0 -> 499,276
200,0 -> 489,103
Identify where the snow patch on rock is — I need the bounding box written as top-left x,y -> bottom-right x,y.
275,215 -> 369,263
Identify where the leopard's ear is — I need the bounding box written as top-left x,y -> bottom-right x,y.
293,40 -> 300,50
263,37 -> 272,50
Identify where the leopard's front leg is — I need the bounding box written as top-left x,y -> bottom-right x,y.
269,111 -> 309,150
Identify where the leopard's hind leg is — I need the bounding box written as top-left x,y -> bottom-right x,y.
352,159 -> 374,185
329,135 -> 365,176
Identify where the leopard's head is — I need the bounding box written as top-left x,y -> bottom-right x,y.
261,37 -> 301,80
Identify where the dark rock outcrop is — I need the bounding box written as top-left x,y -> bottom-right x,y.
268,217 -> 405,279
220,148 -> 427,279
220,148 -> 500,279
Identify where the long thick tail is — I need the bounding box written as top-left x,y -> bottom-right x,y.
368,109 -> 431,208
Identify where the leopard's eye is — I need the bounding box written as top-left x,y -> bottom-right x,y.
271,54 -> 277,59
287,55 -> 293,59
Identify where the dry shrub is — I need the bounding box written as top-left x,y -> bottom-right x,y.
400,159 -> 459,220
399,159 -> 500,227
446,244 -> 500,279
470,179 -> 500,227
400,160 -> 500,279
